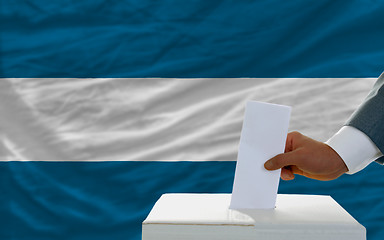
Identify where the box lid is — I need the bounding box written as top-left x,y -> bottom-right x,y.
143,194 -> 364,229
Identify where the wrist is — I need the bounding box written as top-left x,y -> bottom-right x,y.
324,143 -> 348,176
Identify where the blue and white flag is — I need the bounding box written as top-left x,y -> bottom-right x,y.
1,1 -> 384,240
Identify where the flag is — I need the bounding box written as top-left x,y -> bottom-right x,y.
1,1 -> 384,240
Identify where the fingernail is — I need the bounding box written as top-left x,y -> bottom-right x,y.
264,161 -> 273,170
281,171 -> 289,179
281,171 -> 294,181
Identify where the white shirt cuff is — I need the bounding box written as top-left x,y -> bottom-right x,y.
325,126 -> 383,174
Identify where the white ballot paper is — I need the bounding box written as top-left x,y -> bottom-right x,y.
230,101 -> 291,209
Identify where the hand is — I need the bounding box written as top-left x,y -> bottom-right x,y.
264,131 -> 348,181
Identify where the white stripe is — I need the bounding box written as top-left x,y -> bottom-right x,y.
0,78 -> 376,161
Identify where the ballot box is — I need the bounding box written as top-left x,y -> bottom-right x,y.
142,194 -> 365,240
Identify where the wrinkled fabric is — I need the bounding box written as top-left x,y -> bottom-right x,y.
1,78 -> 381,240
0,78 -> 376,161
2,1 -> 384,240
1,1 -> 384,78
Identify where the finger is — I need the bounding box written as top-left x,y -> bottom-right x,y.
284,134 -> 292,153
284,131 -> 302,153
281,167 -> 295,180
264,151 -> 300,170
284,132 -> 294,153
290,165 -> 304,176
288,166 -> 334,181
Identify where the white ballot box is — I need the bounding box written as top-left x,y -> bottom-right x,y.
142,194 -> 365,240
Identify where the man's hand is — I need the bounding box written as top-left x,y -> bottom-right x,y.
264,131 -> 348,181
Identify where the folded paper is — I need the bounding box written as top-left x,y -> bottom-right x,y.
230,101 -> 291,209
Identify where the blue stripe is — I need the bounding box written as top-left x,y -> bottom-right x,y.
1,0 -> 384,78
2,161 -> 384,240
3,161 -> 236,240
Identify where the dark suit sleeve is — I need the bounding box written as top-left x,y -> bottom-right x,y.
346,72 -> 384,164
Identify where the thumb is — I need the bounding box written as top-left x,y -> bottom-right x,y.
264,151 -> 299,170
